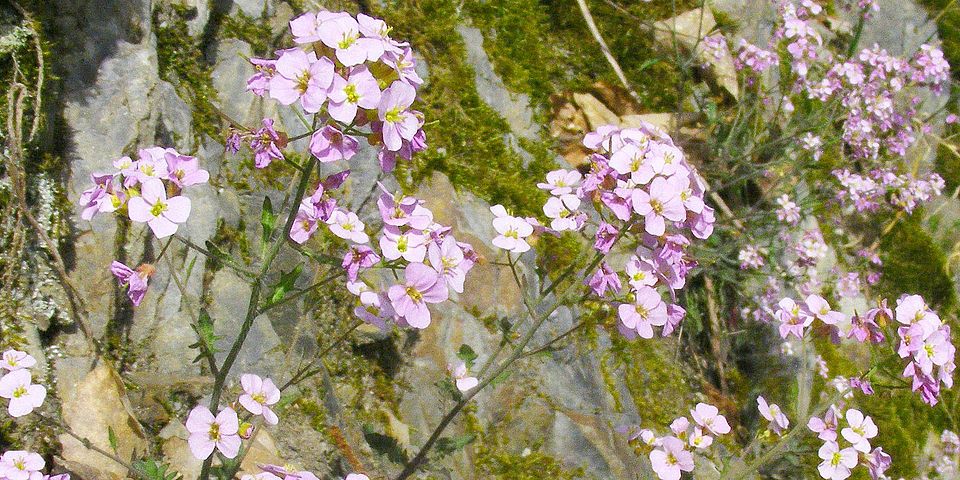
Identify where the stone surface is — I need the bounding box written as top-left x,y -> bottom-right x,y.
57,362 -> 148,478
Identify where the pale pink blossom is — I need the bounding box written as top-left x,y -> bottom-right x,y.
327,209 -> 369,244
449,361 -> 478,392
757,396 -> 789,434
0,450 -> 44,480
185,406 -> 241,460
239,374 -> 281,425
840,409 -> 877,453
1,350 -> 36,372
691,402 -> 731,435
649,436 -> 694,480
817,441 -> 858,480
388,262 -> 448,328
127,179 -> 191,238
0,370 -> 46,417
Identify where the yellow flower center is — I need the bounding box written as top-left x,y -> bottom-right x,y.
12,386 -> 26,398
344,83 -> 360,103
385,107 -> 403,123
208,422 -> 221,441
150,201 -> 168,217
406,287 -> 423,302
296,71 -> 311,94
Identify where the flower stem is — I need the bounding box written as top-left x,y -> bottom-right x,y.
198,157 -> 318,480
393,250 -> 608,480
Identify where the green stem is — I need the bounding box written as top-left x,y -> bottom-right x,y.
393,249 -> 608,480
198,157 -> 317,480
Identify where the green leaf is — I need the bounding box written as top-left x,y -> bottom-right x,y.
260,196 -> 276,249
132,459 -> 183,480
436,433 -> 476,456
456,344 -> 478,368
189,309 -> 220,365
266,264 -> 302,307
637,57 -> 661,73
107,426 -> 118,453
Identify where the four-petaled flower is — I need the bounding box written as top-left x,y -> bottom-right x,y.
239,374 -> 281,426
0,369 -> 46,418
185,406 -> 241,460
127,179 -> 192,238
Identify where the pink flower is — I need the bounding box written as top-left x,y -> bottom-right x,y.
318,15 -> 382,66
757,396 -> 789,434
0,450 -> 44,480
491,205 -> 533,253
864,447 -> 891,480
840,409 -> 877,453
804,294 -> 844,325
449,361 -> 478,392
625,255 -> 658,290
246,57 -> 276,96
134,147 -> 170,184
269,49 -> 334,113
379,227 -> 427,262
689,427 -> 713,449
342,245 -> 380,282
429,236 -> 469,293
776,297 -> 814,339
543,194 -> 582,232
257,463 -> 321,480
290,200 -> 320,245
185,406 -> 241,460
165,152 -> 209,188
649,436 -> 694,480
1,350 -> 36,372
327,66 -> 381,123
310,125 -> 359,163
618,286 -> 667,339
593,222 -> 618,254
111,261 -> 152,306
632,177 -> 686,236
807,405 -> 839,442
817,441 -> 858,480
388,263 -> 449,328
587,262 -> 621,297
0,369 -> 46,417
239,374 -> 281,426
326,209 -> 369,244
251,118 -> 285,168
378,81 -> 421,151
775,194 -> 801,224
78,173 -> 118,220
691,402 -> 731,435
127,179 -> 191,238
537,169 -> 581,195
381,46 -> 423,87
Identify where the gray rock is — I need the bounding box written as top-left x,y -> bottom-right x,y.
457,24 -> 539,141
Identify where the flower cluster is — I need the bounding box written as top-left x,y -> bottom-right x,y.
0,350 -> 45,418
833,168 -> 945,214
627,403 -> 730,480
321,186 -> 478,330
492,124 -> 714,340
892,294 -> 956,405
186,373 -> 280,461
78,147 -> 208,238
240,10 -> 426,172
808,407 -> 889,480
0,351 -> 65,480
0,450 -> 68,480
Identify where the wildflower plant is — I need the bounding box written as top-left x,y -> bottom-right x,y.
6,0 -> 957,479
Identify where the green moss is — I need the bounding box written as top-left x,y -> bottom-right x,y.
877,212 -> 957,311
473,408 -> 586,479
153,3 -> 222,142
612,333 -> 696,425
374,0 -> 553,216
464,0 -> 698,114
221,11 -> 274,57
